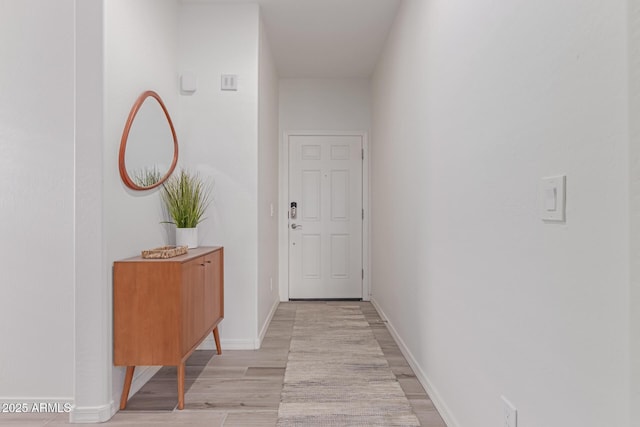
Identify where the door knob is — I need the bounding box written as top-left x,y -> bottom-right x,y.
291,223 -> 302,230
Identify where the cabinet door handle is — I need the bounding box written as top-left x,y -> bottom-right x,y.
206,260 -> 212,264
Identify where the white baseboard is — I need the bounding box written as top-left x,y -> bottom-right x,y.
197,335 -> 218,350
69,400 -> 115,423
199,337 -> 257,350
256,300 -> 280,349
220,339 -> 259,350
199,303 -> 281,351
107,365 -> 161,423
370,298 -> 460,427
129,366 -> 161,399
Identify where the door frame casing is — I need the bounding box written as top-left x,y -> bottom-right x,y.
278,131 -> 370,302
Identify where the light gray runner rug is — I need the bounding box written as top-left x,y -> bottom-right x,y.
277,304 -> 420,426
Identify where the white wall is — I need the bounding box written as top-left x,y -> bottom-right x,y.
371,1 -> 630,427
257,15 -> 280,340
629,0 -> 640,423
0,0 -> 75,403
74,0 -> 109,421
179,2 -> 260,348
279,78 -> 370,132
104,0 -> 179,410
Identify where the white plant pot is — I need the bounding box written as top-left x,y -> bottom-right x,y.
176,227 -> 198,249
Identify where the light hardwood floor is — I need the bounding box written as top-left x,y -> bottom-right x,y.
0,302 -> 446,426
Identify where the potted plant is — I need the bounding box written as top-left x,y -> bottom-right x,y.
161,169 -> 212,248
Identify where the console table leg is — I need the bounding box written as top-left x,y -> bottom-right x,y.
119,366 -> 135,410
177,363 -> 185,410
213,326 -> 222,355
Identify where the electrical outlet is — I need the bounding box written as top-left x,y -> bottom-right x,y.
501,396 -> 517,427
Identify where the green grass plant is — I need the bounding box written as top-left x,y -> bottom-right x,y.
132,166 -> 162,188
161,169 -> 212,228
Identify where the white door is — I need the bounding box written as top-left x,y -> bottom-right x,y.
288,134 -> 363,299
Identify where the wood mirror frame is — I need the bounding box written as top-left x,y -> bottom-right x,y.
118,90 -> 179,191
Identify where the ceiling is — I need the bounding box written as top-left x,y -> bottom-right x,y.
188,0 -> 401,78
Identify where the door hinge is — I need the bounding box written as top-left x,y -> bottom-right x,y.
362,208 -> 364,220
362,269 -> 364,279
362,148 -> 364,160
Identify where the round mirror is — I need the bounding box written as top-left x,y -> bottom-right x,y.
118,91 -> 179,190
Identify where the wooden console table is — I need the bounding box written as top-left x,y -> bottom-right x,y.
113,246 -> 224,410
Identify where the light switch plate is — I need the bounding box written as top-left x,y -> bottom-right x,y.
540,175 -> 566,222
221,74 -> 238,91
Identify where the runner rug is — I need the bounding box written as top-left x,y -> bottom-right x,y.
277,304 -> 420,426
